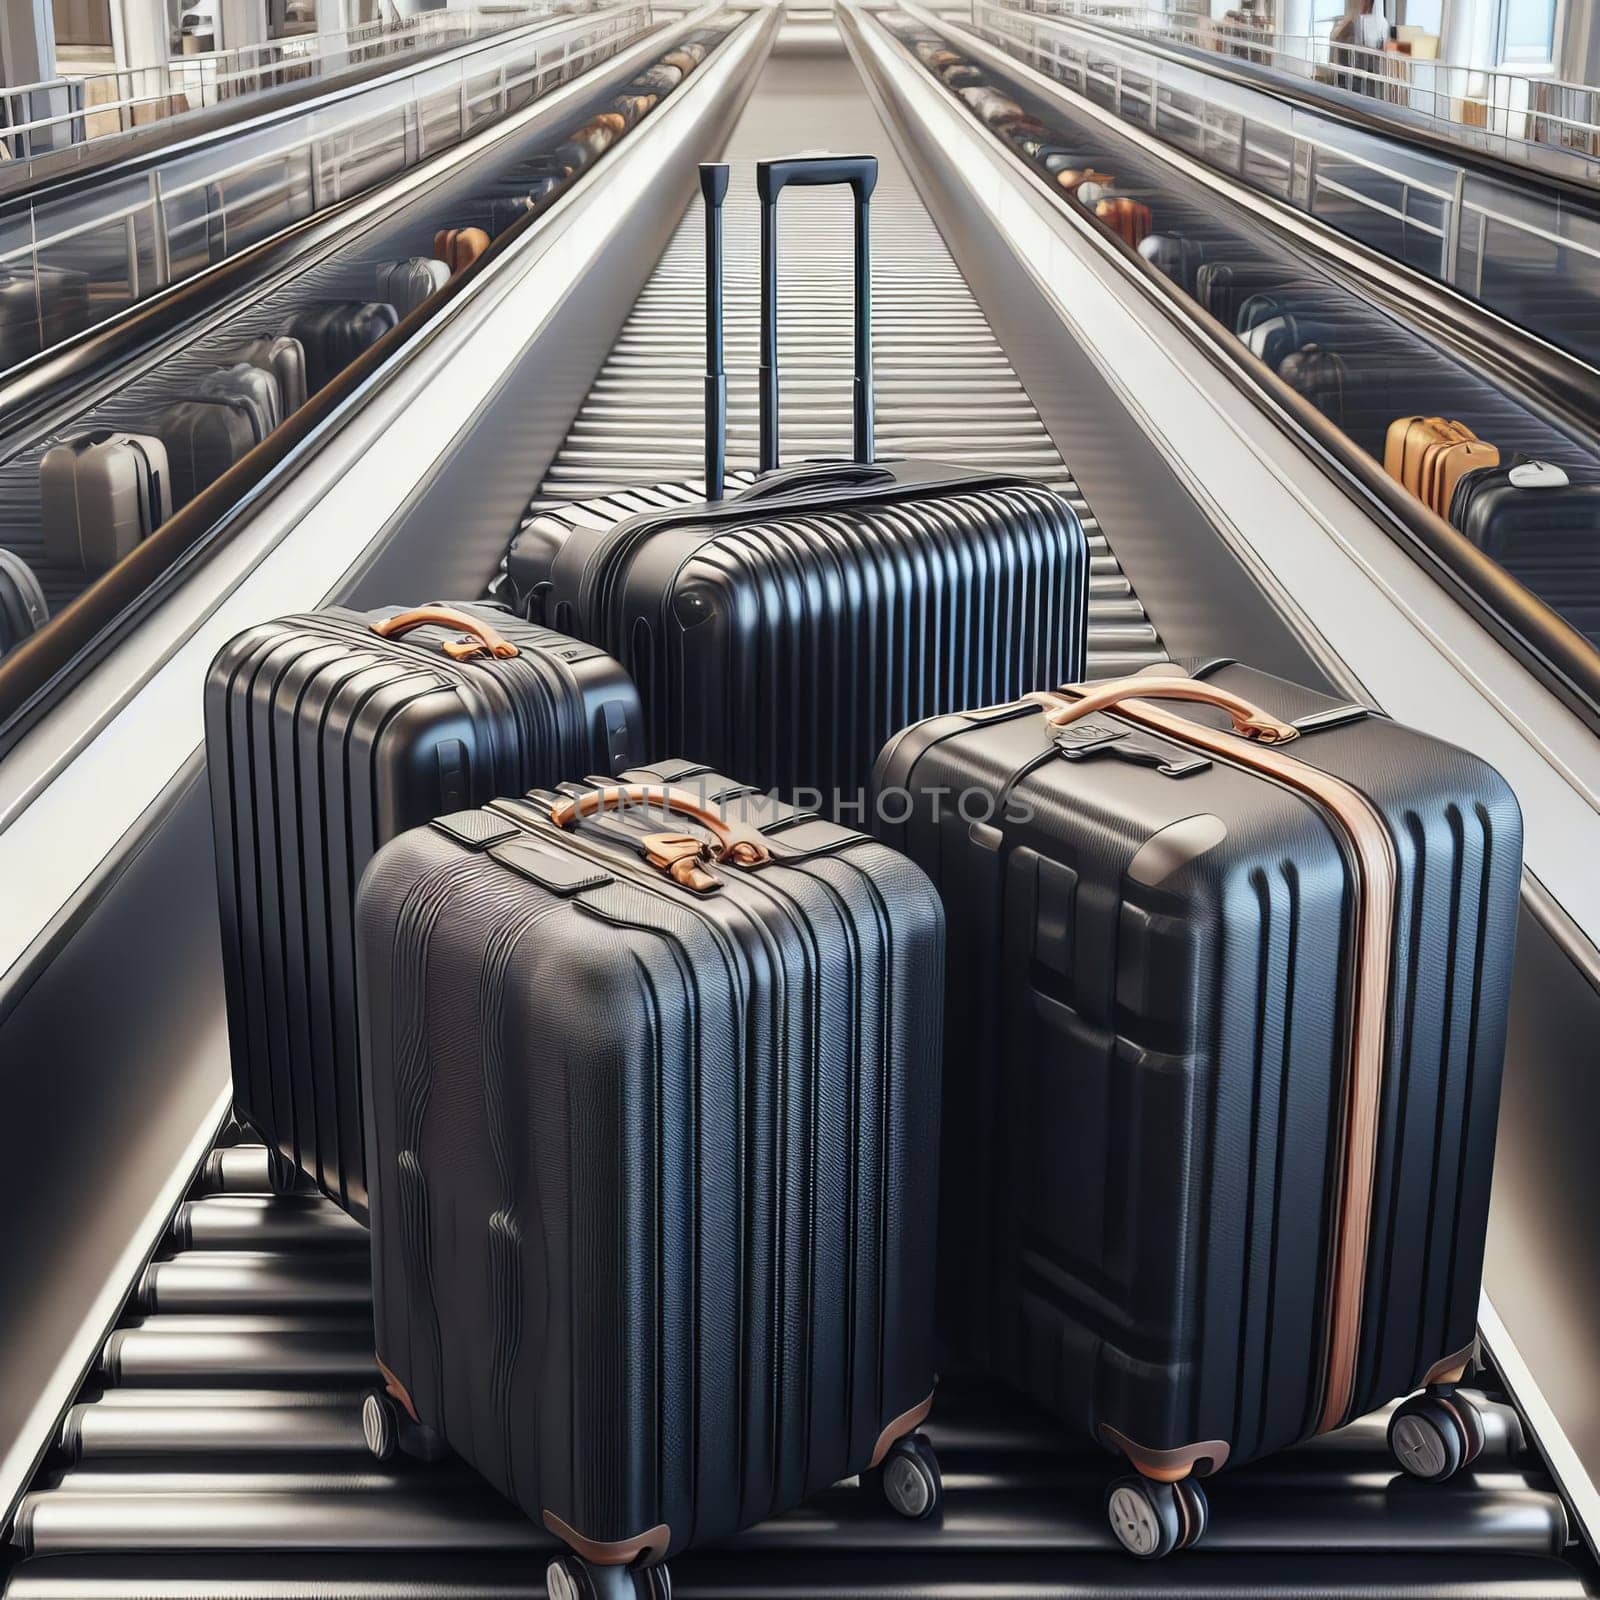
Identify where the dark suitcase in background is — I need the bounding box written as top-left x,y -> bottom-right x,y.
1448,459 -> 1600,642
40,429 -> 171,575
872,659 -> 1523,1558
375,256 -> 449,319
234,334 -> 309,416
1195,260 -> 1318,335
285,300 -> 399,393
155,396 -> 258,507
355,762 -> 946,1590
1138,233 -> 1207,294
195,362 -> 282,438
204,602 -> 644,1223
1277,342 -> 1352,426
505,155 -> 1089,814
0,548 -> 48,656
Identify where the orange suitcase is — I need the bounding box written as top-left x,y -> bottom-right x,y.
1097,197 -> 1153,249
433,227 -> 491,276
1384,415 -> 1472,500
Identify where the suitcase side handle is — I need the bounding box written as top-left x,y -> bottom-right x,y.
1029,677 -> 1301,745
370,606 -> 521,661
756,153 -> 878,474
551,784 -> 771,892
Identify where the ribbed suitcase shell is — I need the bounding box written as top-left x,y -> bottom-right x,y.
871,659 -> 1522,1472
508,461 -> 1088,815
1451,463 -> 1600,642
204,603 -> 644,1222
0,548 -> 47,655
356,760 -> 943,1558
154,396 -> 257,508
235,335 -> 309,415
285,301 -> 399,393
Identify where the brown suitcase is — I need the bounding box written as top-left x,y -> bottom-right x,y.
1384,415 -> 1471,495
1097,197 -> 1154,248
433,227 -> 491,276
1419,431 -> 1482,515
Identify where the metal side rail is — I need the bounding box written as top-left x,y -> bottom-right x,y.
524,48 -> 1163,678
2,1134 -> 1589,1598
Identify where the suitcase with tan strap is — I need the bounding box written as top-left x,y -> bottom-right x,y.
871,658 -> 1523,1559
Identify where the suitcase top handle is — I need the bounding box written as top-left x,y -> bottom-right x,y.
551,784 -> 772,893
370,605 -> 521,662
755,154 -> 878,475
1029,677 -> 1301,745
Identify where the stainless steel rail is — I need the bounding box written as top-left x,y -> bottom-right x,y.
0,3 -> 651,365
968,3 -> 1600,376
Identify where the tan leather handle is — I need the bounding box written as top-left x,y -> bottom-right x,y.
550,784 -> 771,891
370,606 -> 520,661
1028,676 -> 1300,744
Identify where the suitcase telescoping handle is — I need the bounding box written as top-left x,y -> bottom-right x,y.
756,153 -> 877,473
370,605 -> 521,662
551,784 -> 771,892
1029,677 -> 1301,744
700,162 -> 730,500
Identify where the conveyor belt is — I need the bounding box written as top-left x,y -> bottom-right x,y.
3,1133 -> 1592,1598
525,51 -> 1164,678
5,47 -> 1598,1600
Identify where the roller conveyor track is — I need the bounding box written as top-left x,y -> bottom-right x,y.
524,52 -> 1164,678
3,1136 -> 1593,1598
5,46 -> 1599,1600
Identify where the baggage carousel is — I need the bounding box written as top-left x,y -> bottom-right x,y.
3,14 -> 1600,1600
5,37 -> 1599,1599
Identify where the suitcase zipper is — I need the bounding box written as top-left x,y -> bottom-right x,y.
1033,677 -> 1397,1436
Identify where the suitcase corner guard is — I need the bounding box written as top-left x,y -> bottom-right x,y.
1100,1424 -> 1232,1482
868,1389 -> 937,1469
542,1509 -> 673,1568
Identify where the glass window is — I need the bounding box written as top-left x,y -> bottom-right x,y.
1403,0 -> 1443,30
268,0 -> 318,40
1498,0 -> 1557,64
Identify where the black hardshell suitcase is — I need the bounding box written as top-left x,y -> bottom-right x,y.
1449,460 -> 1600,643
204,602 -> 644,1222
1137,233 -> 1207,295
505,155 -> 1089,815
355,760 -> 946,1591
0,548 -> 48,656
285,300 -> 399,393
154,395 -> 258,507
871,659 -> 1523,1558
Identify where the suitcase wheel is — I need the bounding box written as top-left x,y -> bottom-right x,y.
1388,1389 -> 1485,1482
1105,1473 -> 1207,1559
546,1555 -> 671,1600
360,1389 -> 448,1464
865,1430 -> 943,1521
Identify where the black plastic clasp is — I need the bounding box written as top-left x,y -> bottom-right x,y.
1053,715 -> 1210,778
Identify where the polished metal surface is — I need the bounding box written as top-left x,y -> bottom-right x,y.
5,1136 -> 1590,1596
526,51 -> 1164,677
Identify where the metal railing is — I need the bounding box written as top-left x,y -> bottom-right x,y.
1002,0 -> 1600,173
0,4 -> 578,161
0,3 -> 651,366
970,1 -> 1600,371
